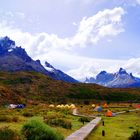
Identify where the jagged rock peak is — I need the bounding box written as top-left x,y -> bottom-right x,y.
98,70 -> 107,75
45,61 -> 54,69
118,68 -> 127,74
0,36 -> 15,47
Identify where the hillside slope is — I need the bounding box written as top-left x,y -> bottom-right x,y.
0,72 -> 140,105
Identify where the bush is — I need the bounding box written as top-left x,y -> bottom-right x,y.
21,118 -> 64,140
0,126 -> 20,140
46,112 -> 63,119
78,117 -> 90,124
45,118 -> 72,129
60,109 -> 71,115
22,112 -> 34,117
129,126 -> 134,129
12,116 -> 19,122
129,130 -> 140,140
0,115 -> 11,122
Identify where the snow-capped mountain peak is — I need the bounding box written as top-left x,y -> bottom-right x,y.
0,36 -> 78,83
85,68 -> 140,88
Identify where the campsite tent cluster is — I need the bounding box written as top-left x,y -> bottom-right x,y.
49,104 -> 76,109
92,103 -> 108,112
92,103 -> 116,117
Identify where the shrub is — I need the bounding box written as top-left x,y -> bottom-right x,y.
45,118 -> 72,129
84,100 -> 90,105
12,116 -> 19,122
60,109 -> 71,115
4,77 -> 32,85
0,126 -> 20,140
129,126 -> 134,129
78,117 -> 90,124
46,112 -> 63,119
22,112 -> 34,117
21,118 -> 64,140
0,115 -> 11,122
129,130 -> 140,140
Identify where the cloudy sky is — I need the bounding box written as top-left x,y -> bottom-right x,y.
0,0 -> 140,80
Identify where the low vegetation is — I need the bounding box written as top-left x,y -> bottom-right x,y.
0,72 -> 140,105
0,104 -> 86,138
87,111 -> 140,140
78,116 -> 91,124
129,130 -> 140,140
21,117 -> 64,140
44,117 -> 72,129
68,86 -> 140,102
0,126 -> 20,140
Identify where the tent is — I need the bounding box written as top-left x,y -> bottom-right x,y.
94,106 -> 102,112
103,103 -> 108,108
16,104 -> 25,109
56,105 -> 61,108
91,104 -> 96,108
112,113 -> 116,116
106,110 -> 113,117
70,104 -> 76,109
8,104 -> 17,109
106,110 -> 116,117
136,104 -> 140,108
49,104 -> 55,108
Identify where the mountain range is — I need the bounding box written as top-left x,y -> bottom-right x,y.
85,68 -> 140,88
0,36 -> 140,104
0,36 -> 77,83
1,36 -> 140,88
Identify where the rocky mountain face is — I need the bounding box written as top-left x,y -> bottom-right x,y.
85,68 -> 140,87
0,36 -> 78,83
44,61 -> 78,83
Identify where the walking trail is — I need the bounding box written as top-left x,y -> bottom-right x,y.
65,109 -> 101,140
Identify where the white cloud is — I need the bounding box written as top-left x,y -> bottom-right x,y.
123,58 -> 140,77
0,7 -> 126,80
16,12 -> 25,19
136,0 -> 140,5
0,20 -> 140,81
67,58 -> 126,81
72,22 -> 77,26
0,7 -> 125,53
65,0 -> 108,6
68,57 -> 140,81
72,7 -> 124,46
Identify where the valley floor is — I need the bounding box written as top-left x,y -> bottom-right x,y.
0,103 -> 139,139
87,111 -> 140,140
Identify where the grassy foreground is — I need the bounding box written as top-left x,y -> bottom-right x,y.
0,103 -> 139,139
87,111 -> 140,140
0,104 -> 87,138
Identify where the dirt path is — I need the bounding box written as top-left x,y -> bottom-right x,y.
65,117 -> 101,140
65,108 -> 101,140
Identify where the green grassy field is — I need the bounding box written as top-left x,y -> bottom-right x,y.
0,104 -> 87,138
0,103 -> 139,139
87,111 -> 140,140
